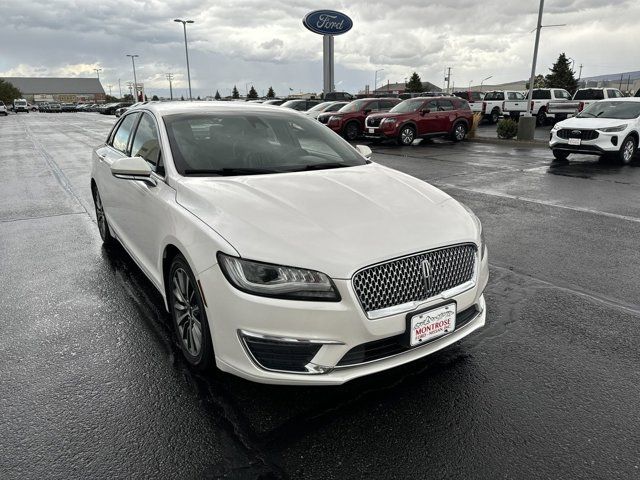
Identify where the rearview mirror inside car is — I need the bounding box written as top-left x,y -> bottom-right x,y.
110,156 -> 156,186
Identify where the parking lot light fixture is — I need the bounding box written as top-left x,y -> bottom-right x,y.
174,19 -> 194,101
374,69 -> 384,93
94,68 -> 102,80
126,54 -> 139,102
480,76 -> 493,91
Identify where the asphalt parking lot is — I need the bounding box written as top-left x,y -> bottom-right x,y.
2,112 -> 640,480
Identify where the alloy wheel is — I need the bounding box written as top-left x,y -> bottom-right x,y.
622,139 -> 635,163
455,124 -> 466,141
94,191 -> 107,240
401,127 -> 415,145
345,123 -> 359,141
172,268 -> 203,357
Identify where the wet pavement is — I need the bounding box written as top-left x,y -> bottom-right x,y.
475,121 -> 552,142
1,112 -> 639,479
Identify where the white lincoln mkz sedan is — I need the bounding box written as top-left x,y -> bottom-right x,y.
91,102 -> 488,385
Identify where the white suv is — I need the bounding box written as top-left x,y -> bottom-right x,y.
550,98 -> 640,163
0,101 -> 7,116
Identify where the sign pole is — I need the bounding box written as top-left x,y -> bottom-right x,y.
323,35 -> 334,96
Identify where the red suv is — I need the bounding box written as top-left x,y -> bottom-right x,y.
365,96 -> 473,146
323,98 -> 401,140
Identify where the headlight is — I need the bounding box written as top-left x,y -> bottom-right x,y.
328,116 -> 341,124
598,124 -> 628,133
459,202 -> 486,259
217,253 -> 340,301
551,123 -> 561,131
380,117 -> 396,125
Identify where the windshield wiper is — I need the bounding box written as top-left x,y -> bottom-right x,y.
299,162 -> 350,171
183,167 -> 281,176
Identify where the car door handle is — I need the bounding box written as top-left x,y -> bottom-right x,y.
97,153 -> 106,161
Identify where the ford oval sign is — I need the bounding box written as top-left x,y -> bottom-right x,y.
303,10 -> 353,36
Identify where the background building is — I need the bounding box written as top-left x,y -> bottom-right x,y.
0,77 -> 106,103
371,81 -> 442,95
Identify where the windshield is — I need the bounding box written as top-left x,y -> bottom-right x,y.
164,112 -> 367,176
578,101 -> 640,119
280,100 -> 302,108
306,101 -> 334,113
389,99 -> 425,113
338,99 -> 369,113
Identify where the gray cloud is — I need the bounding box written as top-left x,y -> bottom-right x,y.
0,0 -> 637,97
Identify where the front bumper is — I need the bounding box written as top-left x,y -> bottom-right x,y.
549,129 -> 626,155
198,249 -> 489,385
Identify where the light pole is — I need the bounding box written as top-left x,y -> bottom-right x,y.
374,69 -> 384,93
166,73 -> 174,100
107,84 -> 113,96
94,68 -> 102,80
126,54 -> 139,101
118,79 -> 122,98
126,82 -> 133,99
174,19 -> 194,101
480,75 -> 493,91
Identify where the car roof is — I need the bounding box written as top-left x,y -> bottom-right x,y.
141,101 -> 308,117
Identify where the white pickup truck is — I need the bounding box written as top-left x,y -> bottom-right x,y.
481,91 -> 526,123
522,88 -> 572,125
547,88 -> 624,118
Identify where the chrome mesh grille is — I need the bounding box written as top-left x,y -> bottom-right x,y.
352,244 -> 477,314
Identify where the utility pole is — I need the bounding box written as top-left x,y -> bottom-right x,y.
165,73 -> 174,100
107,84 -> 112,96
94,68 -> 102,80
118,79 -> 122,98
445,67 -> 452,94
374,69 -> 384,93
578,64 -> 583,80
619,74 -> 624,90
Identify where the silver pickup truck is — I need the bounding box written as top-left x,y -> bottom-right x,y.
547,88 -> 624,118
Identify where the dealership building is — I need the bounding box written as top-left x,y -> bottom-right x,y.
1,77 -> 106,104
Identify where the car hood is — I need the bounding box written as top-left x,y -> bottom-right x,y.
557,117 -> 632,129
368,112 -> 410,120
175,164 -> 477,278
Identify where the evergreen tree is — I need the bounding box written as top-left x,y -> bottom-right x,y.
545,53 -> 578,94
180,95 -> 185,101
232,85 -> 240,99
406,72 -> 423,93
247,86 -> 258,99
197,95 -> 201,100
144,94 -> 149,101
526,74 -> 547,90
151,95 -> 159,101
0,79 -> 22,105
267,86 -> 275,98
214,90 -> 221,100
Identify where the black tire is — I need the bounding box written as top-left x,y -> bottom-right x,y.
536,110 -> 547,127
397,125 -> 416,146
343,121 -> 360,141
450,122 -> 467,142
618,135 -> 636,164
169,254 -> 215,371
490,109 -> 500,124
92,186 -> 115,245
552,150 -> 569,161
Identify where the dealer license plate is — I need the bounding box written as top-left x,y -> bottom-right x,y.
568,138 -> 581,145
409,303 -> 456,347
368,128 -> 375,133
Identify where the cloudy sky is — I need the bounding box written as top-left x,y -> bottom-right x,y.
1,0 -> 638,98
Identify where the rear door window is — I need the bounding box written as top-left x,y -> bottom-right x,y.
110,113 -> 140,154
437,100 -> 454,111
532,90 -> 551,100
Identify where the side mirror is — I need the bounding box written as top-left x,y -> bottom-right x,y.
363,109 -> 372,115
356,145 -> 373,160
110,156 -> 156,186
421,108 -> 431,115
